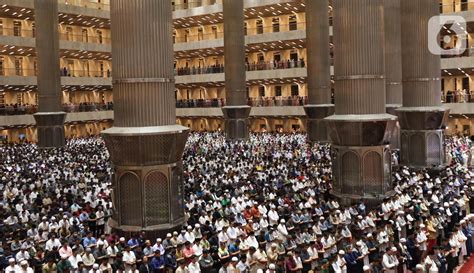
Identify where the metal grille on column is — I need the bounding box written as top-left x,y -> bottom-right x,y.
221,0 -> 251,140
325,0 -> 397,204
102,0 -> 189,236
303,0 -> 334,143
397,0 -> 449,168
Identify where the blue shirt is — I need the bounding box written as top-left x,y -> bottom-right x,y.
151,256 -> 165,270
83,237 -> 97,247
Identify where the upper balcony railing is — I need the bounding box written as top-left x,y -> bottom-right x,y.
175,59 -> 306,76
175,96 -> 308,108
441,1 -> 474,13
0,68 -> 37,77
175,64 -> 224,76
176,98 -> 225,108
0,27 -> 110,45
174,22 -> 305,44
60,68 -> 111,78
246,59 -> 306,71
248,96 -> 307,107
442,92 -> 474,103
0,28 -> 35,38
0,68 -> 111,78
0,102 -> 113,116
58,0 -> 110,11
173,0 -> 220,11
58,32 -> 111,45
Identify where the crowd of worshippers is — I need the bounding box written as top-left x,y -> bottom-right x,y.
0,133 -> 474,273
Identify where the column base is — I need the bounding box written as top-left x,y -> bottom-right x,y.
400,129 -> 446,168
331,145 -> 393,203
222,105 -> 251,140
33,112 -> 66,148
304,104 -> 334,143
102,125 -> 189,237
397,107 -> 449,169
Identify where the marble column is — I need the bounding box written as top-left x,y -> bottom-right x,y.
34,0 -> 66,148
102,0 -> 189,235
325,0 -> 397,204
397,0 -> 449,168
222,0 -> 251,140
304,0 -> 334,142
384,0 -> 403,150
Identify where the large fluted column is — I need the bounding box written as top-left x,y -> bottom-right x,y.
304,0 -> 334,142
34,0 -> 66,148
102,0 -> 189,235
222,0 -> 250,140
325,0 -> 397,204
397,0 -> 449,168
384,0 -> 403,150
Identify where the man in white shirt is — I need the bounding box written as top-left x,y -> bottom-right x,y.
277,219 -> 288,242
5,258 -> 19,273
122,245 -> 137,272
69,247 -> 83,270
188,256 -> 201,273
18,260 -> 34,273
382,247 -> 399,273
267,207 -> 280,226
45,233 -> 61,251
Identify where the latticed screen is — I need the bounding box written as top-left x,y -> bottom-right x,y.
119,172 -> 142,226
145,171 -> 169,225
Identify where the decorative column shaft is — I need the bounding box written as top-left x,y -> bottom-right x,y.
34,0 -> 66,148
384,0 -> 403,150
222,0 -> 250,140
304,0 -> 334,142
397,0 -> 449,168
326,0 -> 397,204
102,0 -> 189,235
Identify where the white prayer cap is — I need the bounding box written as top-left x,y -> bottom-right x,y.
8,258 -> 15,263
20,260 -> 27,266
195,224 -> 200,228
157,238 -> 162,242
356,242 -> 363,247
420,224 -> 425,228
400,238 -> 406,243
231,257 -> 239,262
363,265 -> 370,271
119,237 -> 125,242
338,250 -> 345,255
416,264 -> 424,270
391,247 -> 397,252
269,264 -> 276,270
257,270 -> 264,273
187,225 -> 192,230
280,219 -> 285,223
93,264 -> 99,269
444,202 -> 449,207
167,233 -> 172,237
